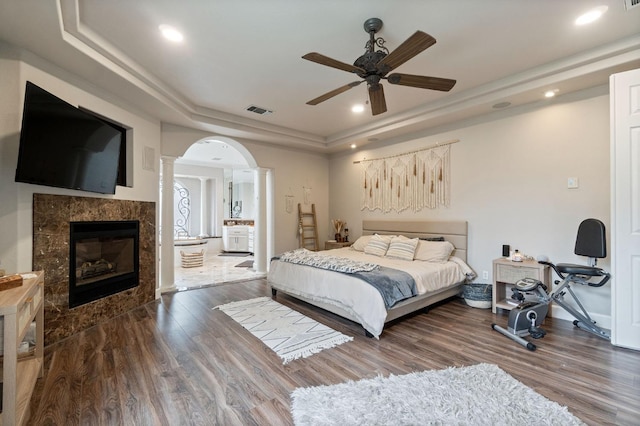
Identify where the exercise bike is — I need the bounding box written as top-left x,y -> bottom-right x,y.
492,218 -> 612,351
491,277 -> 550,351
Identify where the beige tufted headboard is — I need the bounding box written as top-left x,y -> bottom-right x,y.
361,220 -> 468,263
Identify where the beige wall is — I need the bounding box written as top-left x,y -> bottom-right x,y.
328,87 -> 611,325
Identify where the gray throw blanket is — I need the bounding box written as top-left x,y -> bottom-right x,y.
275,250 -> 417,308
350,266 -> 417,308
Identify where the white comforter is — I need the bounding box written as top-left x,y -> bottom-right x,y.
268,248 -> 472,338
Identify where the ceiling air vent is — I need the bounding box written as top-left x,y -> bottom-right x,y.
246,105 -> 273,115
624,0 -> 640,10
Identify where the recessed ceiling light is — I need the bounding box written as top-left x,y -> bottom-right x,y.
159,24 -> 184,42
544,90 -> 558,98
575,6 -> 608,26
350,144 -> 357,149
351,104 -> 365,113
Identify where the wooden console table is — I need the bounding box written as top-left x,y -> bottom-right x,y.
0,271 -> 44,425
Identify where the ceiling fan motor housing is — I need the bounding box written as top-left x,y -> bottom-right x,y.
354,51 -> 387,76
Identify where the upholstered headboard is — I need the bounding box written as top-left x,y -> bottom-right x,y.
362,220 -> 468,262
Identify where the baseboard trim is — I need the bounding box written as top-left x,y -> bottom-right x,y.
550,305 -> 611,329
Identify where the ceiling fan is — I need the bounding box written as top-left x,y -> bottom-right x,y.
302,18 -> 456,116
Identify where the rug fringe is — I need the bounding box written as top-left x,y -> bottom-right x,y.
282,335 -> 353,364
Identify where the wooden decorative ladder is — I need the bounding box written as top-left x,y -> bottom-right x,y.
298,203 -> 319,251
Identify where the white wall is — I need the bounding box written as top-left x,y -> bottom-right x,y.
246,142 -> 330,255
0,51 -> 161,275
329,88 -> 611,325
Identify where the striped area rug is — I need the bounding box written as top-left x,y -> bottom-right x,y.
214,297 -> 352,364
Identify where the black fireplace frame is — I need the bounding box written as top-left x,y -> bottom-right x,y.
69,220 -> 140,308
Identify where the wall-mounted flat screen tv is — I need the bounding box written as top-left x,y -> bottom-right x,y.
15,81 -> 123,194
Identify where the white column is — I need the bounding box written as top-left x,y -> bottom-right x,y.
160,156 -> 177,293
198,177 -> 209,238
254,168 -> 268,274
266,168 -> 275,263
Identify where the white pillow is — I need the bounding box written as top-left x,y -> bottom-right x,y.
351,235 -> 373,252
385,235 -> 419,261
414,240 -> 455,263
364,234 -> 392,257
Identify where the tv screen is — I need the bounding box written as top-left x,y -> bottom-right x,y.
15,81 -> 123,194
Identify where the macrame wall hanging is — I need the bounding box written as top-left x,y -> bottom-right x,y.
357,140 -> 458,212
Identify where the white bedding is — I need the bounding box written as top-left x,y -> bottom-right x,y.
268,247 -> 472,338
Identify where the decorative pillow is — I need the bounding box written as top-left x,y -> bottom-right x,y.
364,234 -> 392,257
419,236 -> 445,242
385,236 -> 419,261
351,235 -> 373,252
414,240 -> 455,263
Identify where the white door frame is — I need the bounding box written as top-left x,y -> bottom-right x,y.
610,67 -> 640,350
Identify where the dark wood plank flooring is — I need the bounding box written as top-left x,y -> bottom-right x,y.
27,279 -> 640,425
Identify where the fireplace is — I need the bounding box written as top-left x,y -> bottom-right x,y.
69,220 -> 139,308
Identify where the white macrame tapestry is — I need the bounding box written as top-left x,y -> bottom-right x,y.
361,144 -> 451,212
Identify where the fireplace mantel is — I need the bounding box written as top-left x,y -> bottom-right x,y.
32,193 -> 156,346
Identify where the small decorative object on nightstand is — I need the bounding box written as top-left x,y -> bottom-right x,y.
492,258 -> 551,314
324,241 -> 353,250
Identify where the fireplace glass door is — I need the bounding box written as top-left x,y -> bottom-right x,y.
69,221 -> 139,308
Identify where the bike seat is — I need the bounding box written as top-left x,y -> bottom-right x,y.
556,263 -> 606,277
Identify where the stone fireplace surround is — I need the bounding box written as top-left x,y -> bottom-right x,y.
32,193 -> 156,346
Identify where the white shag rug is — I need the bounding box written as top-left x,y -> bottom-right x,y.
214,297 -> 352,364
291,363 -> 585,425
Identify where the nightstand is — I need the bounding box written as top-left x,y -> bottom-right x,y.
492,258 -> 551,314
324,241 -> 353,250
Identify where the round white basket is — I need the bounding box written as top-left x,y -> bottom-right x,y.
463,283 -> 492,309
464,298 -> 492,309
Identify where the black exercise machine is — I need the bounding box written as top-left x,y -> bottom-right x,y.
492,218 -> 611,350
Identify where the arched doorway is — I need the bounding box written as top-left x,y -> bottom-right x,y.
159,134 -> 273,293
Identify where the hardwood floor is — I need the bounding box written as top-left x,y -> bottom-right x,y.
27,279 -> 640,425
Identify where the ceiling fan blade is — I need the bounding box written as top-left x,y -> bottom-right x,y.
387,73 -> 456,91
376,31 -> 437,75
302,52 -> 365,74
368,84 -> 387,116
306,81 -> 363,105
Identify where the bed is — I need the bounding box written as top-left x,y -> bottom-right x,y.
268,220 -> 473,338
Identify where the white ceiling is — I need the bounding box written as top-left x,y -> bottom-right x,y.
1,0 -> 639,155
